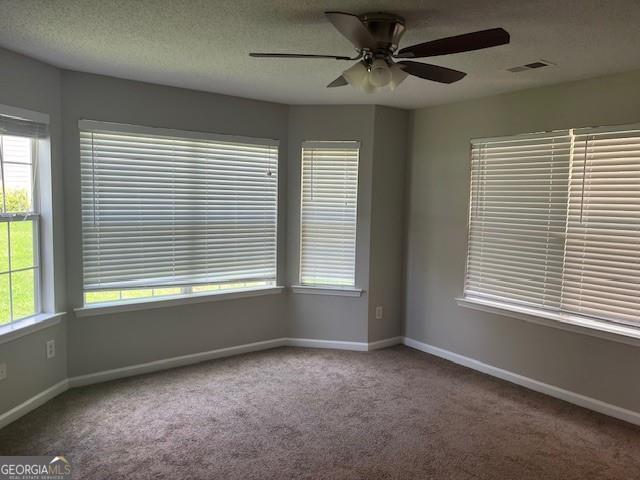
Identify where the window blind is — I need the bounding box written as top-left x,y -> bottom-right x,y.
465,131 -> 572,309
300,141 -> 359,286
0,114 -> 48,138
80,120 -> 278,291
562,125 -> 640,326
465,124 -> 640,329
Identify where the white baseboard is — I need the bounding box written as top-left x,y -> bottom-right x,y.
3,335 -> 398,430
69,337 -> 289,388
0,379 -> 69,430
368,336 -> 403,350
6,335 -> 636,432
402,336 -> 640,427
67,336 -> 405,388
285,337 -> 369,351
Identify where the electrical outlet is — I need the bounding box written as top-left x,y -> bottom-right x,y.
0,362 -> 6,380
375,306 -> 383,320
46,340 -> 55,359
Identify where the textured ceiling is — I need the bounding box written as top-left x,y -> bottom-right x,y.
1,0 -> 639,109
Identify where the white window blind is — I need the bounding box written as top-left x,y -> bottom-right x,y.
563,125 -> 640,327
465,131 -> 572,309
465,124 -> 640,329
300,141 -> 359,287
80,120 -> 278,292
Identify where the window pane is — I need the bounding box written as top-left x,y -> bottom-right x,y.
121,289 -> 153,300
2,136 -> 32,164
3,161 -> 33,212
83,280 -> 273,305
85,291 -> 121,304
10,220 -> 35,270
11,268 -> 36,320
0,223 -> 8,272
0,273 -> 9,325
152,287 -> 182,297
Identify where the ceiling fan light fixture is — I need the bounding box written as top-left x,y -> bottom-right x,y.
361,76 -> 377,94
369,58 -> 392,87
343,61 -> 368,88
389,63 -> 409,90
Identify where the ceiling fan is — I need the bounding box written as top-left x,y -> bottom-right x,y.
250,12 -> 510,93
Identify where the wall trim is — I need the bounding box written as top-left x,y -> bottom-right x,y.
68,336 -> 403,388
285,337 -> 369,351
402,336 -> 640,427
0,379 -> 69,430
4,335 -> 637,431
68,337 -> 289,387
368,336 -> 403,350
3,336 -> 401,429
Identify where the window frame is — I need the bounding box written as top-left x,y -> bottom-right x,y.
78,120 -> 280,307
0,129 -> 42,325
297,140 -> 360,290
460,123 -> 640,344
0,103 -> 60,340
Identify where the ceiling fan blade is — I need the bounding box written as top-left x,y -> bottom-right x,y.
327,76 -> 348,88
397,28 -> 510,58
249,53 -> 353,60
325,11 -> 377,50
398,61 -> 467,84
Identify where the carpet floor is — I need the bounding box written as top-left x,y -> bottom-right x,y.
0,346 -> 639,479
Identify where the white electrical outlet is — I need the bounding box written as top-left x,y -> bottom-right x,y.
46,340 -> 55,359
375,306 -> 383,320
0,362 -> 6,380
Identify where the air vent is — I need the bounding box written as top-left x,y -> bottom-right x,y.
507,59 -> 555,73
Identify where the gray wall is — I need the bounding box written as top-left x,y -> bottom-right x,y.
286,106 -> 375,342
61,71 -> 291,376
0,48 -> 67,414
285,105 -> 409,343
405,69 -> 640,413
368,106 -> 409,342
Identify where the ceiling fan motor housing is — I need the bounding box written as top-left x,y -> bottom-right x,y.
359,13 -> 406,54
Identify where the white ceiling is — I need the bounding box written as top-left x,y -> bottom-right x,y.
1,0 -> 639,109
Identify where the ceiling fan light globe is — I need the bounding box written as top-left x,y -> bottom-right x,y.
361,77 -> 377,94
369,59 -> 392,87
389,64 -> 409,90
342,61 -> 368,88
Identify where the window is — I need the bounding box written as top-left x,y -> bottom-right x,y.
563,125 -> 640,325
464,123 -> 640,330
299,141 -> 359,287
80,121 -> 278,305
0,114 -> 47,325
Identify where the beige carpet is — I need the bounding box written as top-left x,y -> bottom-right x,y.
0,345 -> 638,479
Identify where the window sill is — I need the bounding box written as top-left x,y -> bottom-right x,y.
0,312 -> 66,345
456,296 -> 640,347
74,286 -> 285,318
291,285 -> 363,297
